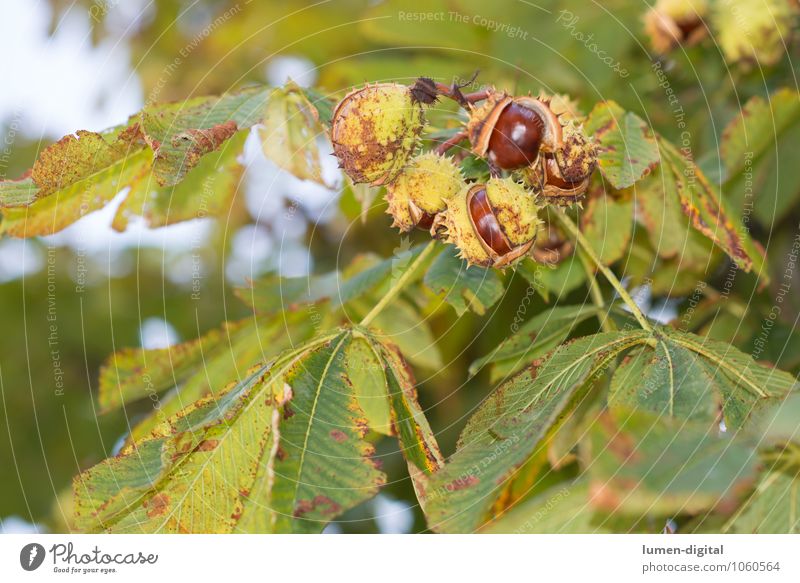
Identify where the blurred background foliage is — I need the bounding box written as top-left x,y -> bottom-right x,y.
1,0 -> 799,533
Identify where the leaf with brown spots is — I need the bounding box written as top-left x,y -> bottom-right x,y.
0,85 -> 273,237
658,137 -> 768,281
74,325 -> 442,533
425,330 -> 650,533
584,101 -> 660,189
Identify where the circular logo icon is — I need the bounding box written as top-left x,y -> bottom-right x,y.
19,543 -> 46,571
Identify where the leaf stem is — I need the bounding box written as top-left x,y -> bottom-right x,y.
577,249 -> 616,332
359,241 -> 437,327
554,208 -> 652,333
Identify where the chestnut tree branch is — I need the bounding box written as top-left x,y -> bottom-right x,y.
359,240 -> 438,327
577,249 -> 616,332
554,208 -> 653,333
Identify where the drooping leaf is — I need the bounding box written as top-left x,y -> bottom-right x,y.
587,410 -> 759,516
141,86 -> 269,186
658,137 -> 767,279
0,149 -> 152,237
424,245 -> 504,316
112,131 -> 247,230
259,81 -> 331,186
584,101 -> 660,189
608,329 -> 798,429
77,326 -> 439,533
1,86 -> 273,236
470,304 -> 604,382
425,331 -> 650,533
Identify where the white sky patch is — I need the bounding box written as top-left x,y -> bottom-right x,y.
373,494 -> 415,534
0,0 -> 143,138
0,239 -> 44,283
139,317 -> 180,350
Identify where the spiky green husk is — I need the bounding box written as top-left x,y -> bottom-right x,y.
385,152 -> 465,231
484,177 -> 542,246
555,123 -> 597,183
331,83 -> 425,185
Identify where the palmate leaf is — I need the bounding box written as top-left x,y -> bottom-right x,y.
234,245 -> 443,371
608,329 -> 798,429
425,330 -> 650,533
584,101 -> 660,189
587,410 -> 759,517
74,327 -> 440,533
98,311 -> 318,444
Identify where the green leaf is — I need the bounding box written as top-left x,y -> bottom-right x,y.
259,81 -> 331,186
76,327 -> 439,533
636,164 -> 686,259
516,255 -> 587,301
0,149 -> 151,237
720,89 -> 800,223
587,410 -> 759,517
1,86 -> 272,237
584,101 -> 660,189
424,246 -> 504,316
580,191 -> 633,265
112,131 -> 247,230
609,330 -> 798,429
482,480 -> 608,533
425,331 -> 649,532
470,304 -> 604,382
658,138 -> 767,279
141,86 -> 269,187
724,470 -> 800,533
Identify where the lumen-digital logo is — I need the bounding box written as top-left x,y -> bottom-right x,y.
19,543 -> 46,571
